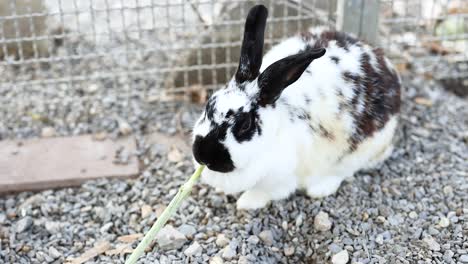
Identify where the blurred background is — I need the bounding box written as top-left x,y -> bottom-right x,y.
0,0 -> 466,140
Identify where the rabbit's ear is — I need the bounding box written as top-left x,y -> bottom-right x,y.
235,5 -> 268,83
258,48 -> 326,106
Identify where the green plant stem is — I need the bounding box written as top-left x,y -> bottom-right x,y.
125,165 -> 205,264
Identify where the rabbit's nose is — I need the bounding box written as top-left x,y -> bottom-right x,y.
192,135 -> 235,173
192,135 -> 207,165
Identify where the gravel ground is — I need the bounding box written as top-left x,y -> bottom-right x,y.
0,69 -> 467,264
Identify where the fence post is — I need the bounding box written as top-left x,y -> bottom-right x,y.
336,0 -> 380,44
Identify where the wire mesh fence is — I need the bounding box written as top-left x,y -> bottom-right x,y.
0,0 -> 466,98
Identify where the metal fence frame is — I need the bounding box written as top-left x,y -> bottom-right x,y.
0,0 -> 466,96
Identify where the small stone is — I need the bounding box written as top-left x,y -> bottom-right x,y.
459,255 -> 468,263
210,256 -> 224,264
444,250 -> 455,262
221,245 -> 236,260
45,221 -> 61,233
414,97 -> 433,106
423,236 -> 440,251
362,212 -> 369,221
210,195 -> 223,207
141,204 -> 152,218
92,132 -> 107,141
328,243 -> 342,254
215,234 -> 230,247
258,230 -> 274,246
0,213 -> 6,224
239,256 -> 251,264
375,234 -> 384,245
48,247 -> 61,259
428,227 -> 439,236
443,185 -> 453,195
16,217 -> 33,233
438,217 -> 450,228
284,246 -> 295,256
86,83 -> 99,93
21,245 -> 31,253
376,216 -> 386,223
184,241 -> 202,257
100,222 -> 113,233
178,224 -> 197,238
246,235 -> 259,245
295,214 -> 303,227
41,127 -> 56,138
155,225 -> 187,250
167,147 -> 184,163
281,221 -> 288,230
118,121 -> 132,135
409,211 -> 418,219
314,211 -> 332,231
331,250 -> 349,264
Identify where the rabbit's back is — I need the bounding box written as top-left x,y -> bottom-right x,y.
261,28 -> 401,175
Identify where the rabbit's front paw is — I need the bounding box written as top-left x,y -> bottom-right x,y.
236,190 -> 271,210
307,175 -> 344,198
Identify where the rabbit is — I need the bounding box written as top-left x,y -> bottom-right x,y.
192,5 -> 401,210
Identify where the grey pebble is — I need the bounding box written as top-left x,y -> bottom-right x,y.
184,241 -> 202,257
155,225 -> 187,250
0,213 -> 6,224
460,255 -> 468,263
215,234 -> 230,247
331,250 -> 349,264
423,236 -> 441,251
246,235 -> 259,245
15,217 -> 33,233
179,224 -> 197,238
314,211 -> 332,231
48,247 -> 61,259
221,245 -> 236,260
209,256 -> 224,264
258,230 -> 274,246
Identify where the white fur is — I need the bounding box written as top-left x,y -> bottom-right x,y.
193,28 -> 399,210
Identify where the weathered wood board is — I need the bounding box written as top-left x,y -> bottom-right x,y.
0,135 -> 139,194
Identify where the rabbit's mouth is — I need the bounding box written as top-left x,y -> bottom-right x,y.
205,162 -> 234,173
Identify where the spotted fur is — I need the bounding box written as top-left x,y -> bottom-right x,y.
192,5 -> 401,210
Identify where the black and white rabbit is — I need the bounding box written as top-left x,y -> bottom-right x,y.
192,5 -> 401,209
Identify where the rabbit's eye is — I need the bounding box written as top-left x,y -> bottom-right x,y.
239,113 -> 252,134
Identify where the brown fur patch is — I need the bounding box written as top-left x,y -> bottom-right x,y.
311,31 -> 360,51
347,49 -> 401,151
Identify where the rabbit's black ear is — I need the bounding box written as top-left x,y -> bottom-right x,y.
235,5 -> 268,83
258,48 -> 326,106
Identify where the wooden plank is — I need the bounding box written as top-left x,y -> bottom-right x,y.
0,135 -> 139,193
145,131 -> 191,154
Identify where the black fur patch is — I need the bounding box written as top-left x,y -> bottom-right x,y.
226,109 -> 234,118
232,105 -> 261,142
235,5 -> 268,83
192,122 -> 234,173
258,49 -> 326,106
330,56 -> 340,64
205,96 -> 217,120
